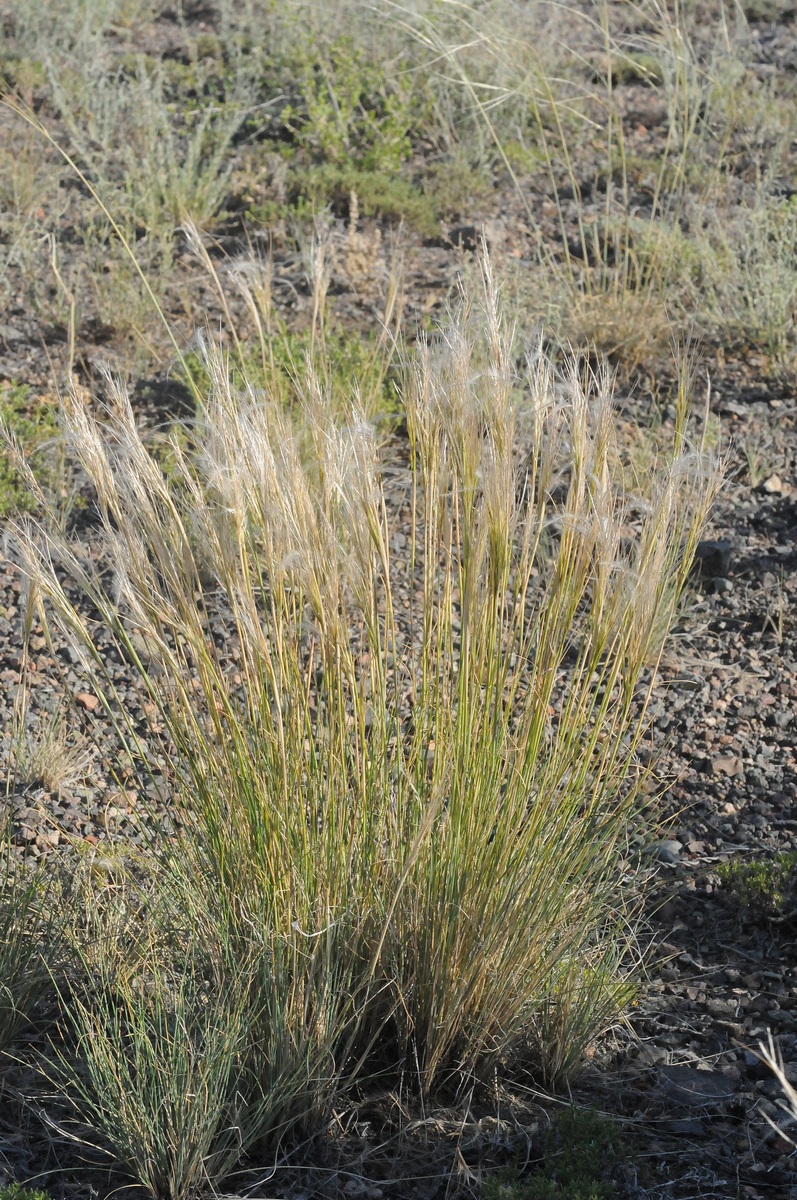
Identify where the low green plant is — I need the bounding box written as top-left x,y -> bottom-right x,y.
279,32 -> 415,172
742,432 -> 778,490
718,852 -> 797,923
54,893 -> 274,1200
0,383 -> 60,517
421,150 -> 495,221
0,55 -> 47,107
0,1185 -> 53,1200
484,1108 -> 626,1200
184,326 -> 398,427
288,162 -> 439,234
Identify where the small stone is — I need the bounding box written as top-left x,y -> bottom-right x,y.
761,474 -> 783,494
716,1021 -> 745,1038
658,1064 -> 736,1106
648,839 -> 683,864
636,1043 -> 669,1066
712,754 -> 744,777
694,539 -> 732,578
707,997 -> 737,1018
75,692 -> 99,712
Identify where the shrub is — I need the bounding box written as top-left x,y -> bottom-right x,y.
278,31 -> 415,172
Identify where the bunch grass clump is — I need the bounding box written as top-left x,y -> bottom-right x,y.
53,886 -> 274,1200
7,256 -> 720,1197
0,841 -> 54,1057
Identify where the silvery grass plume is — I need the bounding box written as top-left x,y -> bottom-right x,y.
4,255 -> 722,1197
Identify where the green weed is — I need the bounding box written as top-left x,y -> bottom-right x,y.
184,326 -> 399,425
0,1186 -> 53,1200
244,148 -> 491,237
287,162 -> 439,234
0,383 -> 60,517
484,1108 -> 627,1200
718,853 -> 797,923
279,32 -> 415,172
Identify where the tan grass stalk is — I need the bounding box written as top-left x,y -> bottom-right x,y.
755,1031 -> 797,1146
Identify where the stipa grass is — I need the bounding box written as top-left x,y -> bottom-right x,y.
7,259 -> 721,1198
0,840 -> 54,1057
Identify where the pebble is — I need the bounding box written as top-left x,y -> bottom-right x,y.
712,753 -> 744,776
648,839 -> 683,864
694,539 -> 732,577
658,1065 -> 737,1107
